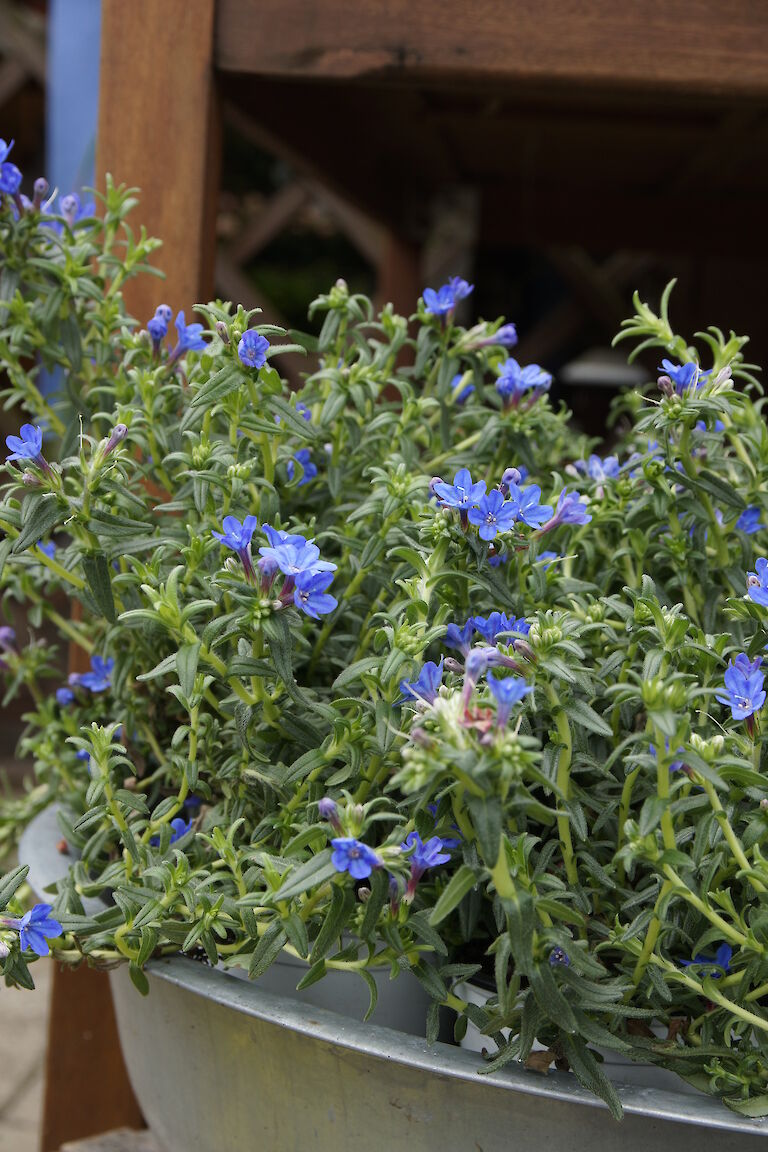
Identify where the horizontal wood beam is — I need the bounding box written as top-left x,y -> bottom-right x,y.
216,1 -> 768,98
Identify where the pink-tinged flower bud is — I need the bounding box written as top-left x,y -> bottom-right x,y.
215,321 -> 230,345
22,470 -> 42,487
32,177 -> 49,209
657,374 -> 675,397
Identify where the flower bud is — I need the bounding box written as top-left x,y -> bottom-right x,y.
0,939 -> 9,960
22,470 -> 42,487
657,374 -> 675,397
155,304 -> 173,325
761,799 -> 768,812
215,321 -> 230,345
32,177 -> 49,208
104,423 -> 128,456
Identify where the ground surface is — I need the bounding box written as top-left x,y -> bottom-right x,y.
0,955 -> 51,1152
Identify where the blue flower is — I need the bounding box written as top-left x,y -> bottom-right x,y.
147,316 -> 167,344
213,515 -> 259,552
56,687 -> 74,706
262,525 -> 306,548
37,540 -> 56,559
659,359 -> 710,395
549,947 -> 570,967
680,943 -> 732,977
422,277 -> 474,316
736,506 -> 762,535
400,659 -> 444,705
449,276 -> 474,302
330,837 -> 381,880
513,484 -> 554,528
293,569 -> 337,618
449,374 -> 475,405
258,540 -> 335,577
487,672 -> 533,726
552,489 -> 592,527
14,904 -> 62,957
467,490 -> 517,540
488,323 -> 518,348
445,619 -> 475,657
432,468 -> 487,512
733,652 -> 763,676
296,402 -> 312,421
70,655 -> 114,693
59,193 -> 94,228
538,551 -> 558,570
286,449 -> 318,485
6,423 -> 43,463
747,558 -> 768,606
473,612 -> 528,645
496,360 -> 552,405
649,741 -> 685,774
237,329 -> 269,369
402,831 -> 451,870
150,817 -> 193,848
716,657 -> 766,721
0,139 -> 21,195
695,419 -> 725,433
155,304 -> 173,325
173,311 -> 206,354
577,455 -> 619,482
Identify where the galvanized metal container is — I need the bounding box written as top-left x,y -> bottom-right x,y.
111,957 -> 768,1152
20,807 -> 768,1152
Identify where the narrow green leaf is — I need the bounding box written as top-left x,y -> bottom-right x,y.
429,865 -> 479,926
81,550 -> 116,622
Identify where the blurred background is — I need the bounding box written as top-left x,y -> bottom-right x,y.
1,3 -> 767,1144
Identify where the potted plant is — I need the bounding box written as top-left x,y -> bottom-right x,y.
3,150 -> 768,1150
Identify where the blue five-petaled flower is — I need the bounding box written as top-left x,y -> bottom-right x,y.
679,943 -> 732,977
659,359 -> 710,395
487,672 -> 533,727
69,655 -> 114,693
213,515 -> 259,553
238,329 -> 269,369
432,468 -> 487,512
330,837 -> 381,880
172,311 -> 207,355
293,570 -> 337,618
716,656 -> 766,721
4,903 -> 63,957
496,360 -> 552,405
422,276 -> 473,317
399,659 -> 444,706
736,506 -> 762,535
0,138 -> 22,195
286,449 -> 317,485
748,558 -> 768,606
6,423 -> 44,464
467,490 -> 517,541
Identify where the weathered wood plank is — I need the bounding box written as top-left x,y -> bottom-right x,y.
96,0 -> 219,322
216,1 -> 768,97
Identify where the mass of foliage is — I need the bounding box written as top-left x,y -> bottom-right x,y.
3,171 -> 768,1119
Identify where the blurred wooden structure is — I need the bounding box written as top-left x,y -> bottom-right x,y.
42,0 -> 768,1144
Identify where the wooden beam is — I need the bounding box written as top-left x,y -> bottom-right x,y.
41,967 -> 144,1152
216,1 -> 768,98
96,0 -> 220,323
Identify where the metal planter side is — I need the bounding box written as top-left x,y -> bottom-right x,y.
112,956 -> 768,1152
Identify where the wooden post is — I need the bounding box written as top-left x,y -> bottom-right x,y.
42,3 -> 219,1148
95,0 -> 220,321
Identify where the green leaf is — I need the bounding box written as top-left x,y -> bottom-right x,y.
182,364 -> 246,428
310,883 -> 354,964
176,641 -> 201,698
81,551 -> 116,622
13,495 -> 66,553
272,850 -> 337,902
249,921 -> 288,978
129,962 -> 150,996
429,866 -> 479,926
467,796 -> 502,868
562,1035 -> 623,1121
723,1093 -> 768,1117
565,698 -> 612,738
0,864 -> 29,908
358,968 -> 378,1021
